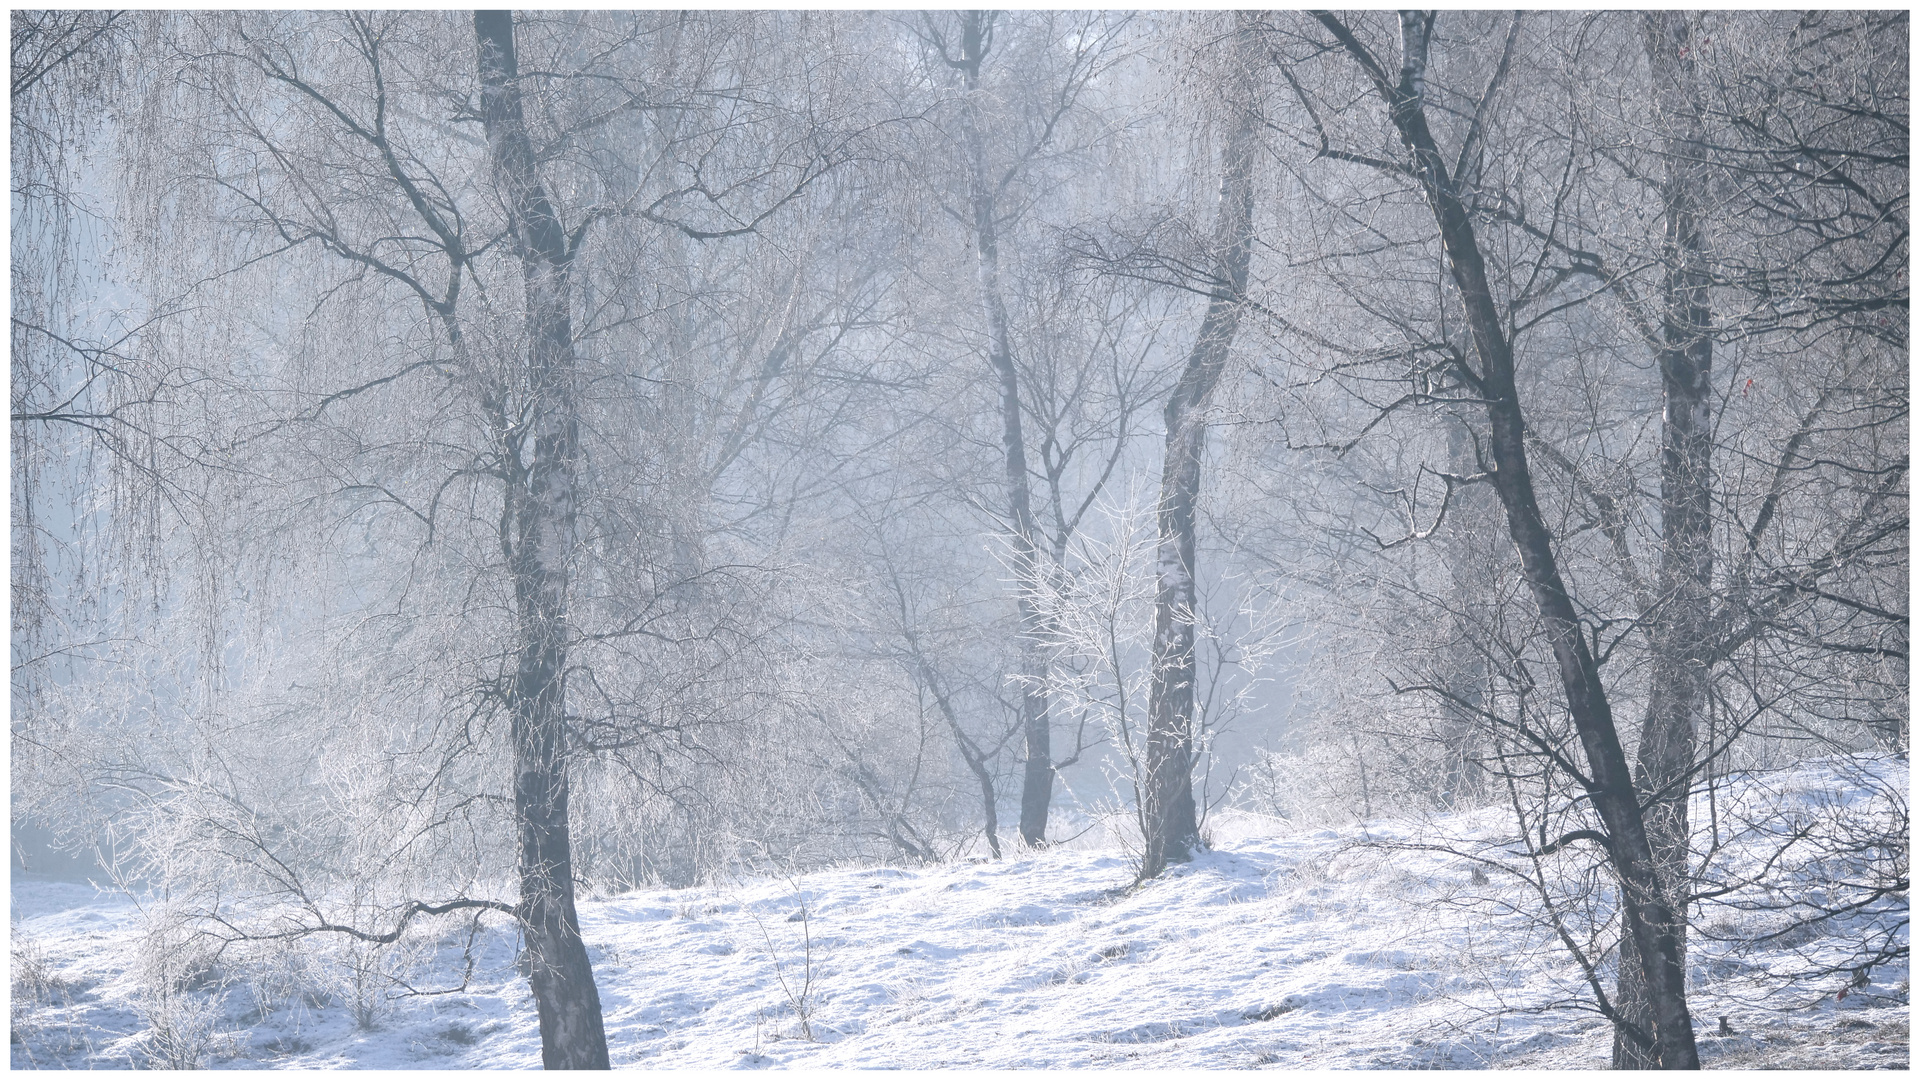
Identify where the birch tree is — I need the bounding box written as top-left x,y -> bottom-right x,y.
21,9 -> 856,1067
1137,15 -> 1262,879
472,11 -> 605,1064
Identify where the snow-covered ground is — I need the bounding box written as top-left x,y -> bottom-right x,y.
11,755 -> 1908,1069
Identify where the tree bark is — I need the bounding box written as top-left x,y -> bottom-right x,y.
1139,21 -> 1259,881
1314,11 -> 1700,1067
1615,12 -> 1715,1069
475,10 -> 610,1070
951,12 -> 1054,848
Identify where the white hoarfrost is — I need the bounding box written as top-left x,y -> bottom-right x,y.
11,755 -> 1907,1069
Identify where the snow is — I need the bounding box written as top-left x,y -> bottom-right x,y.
11,754 -> 1908,1070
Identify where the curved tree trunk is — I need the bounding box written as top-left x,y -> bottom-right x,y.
1616,12 -> 1715,1069
952,12 -> 1054,848
1314,11 -> 1700,1067
1139,21 -> 1259,881
475,10 -> 610,1070
921,654 -> 1004,860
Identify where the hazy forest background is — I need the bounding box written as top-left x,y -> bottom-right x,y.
11,9 -> 1907,1070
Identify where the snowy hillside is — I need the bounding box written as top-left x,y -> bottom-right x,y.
11,755 -> 1908,1070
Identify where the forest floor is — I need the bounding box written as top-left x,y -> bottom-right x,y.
10,754 -> 1908,1070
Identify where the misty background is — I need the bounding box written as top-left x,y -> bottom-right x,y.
12,9 -> 1905,1071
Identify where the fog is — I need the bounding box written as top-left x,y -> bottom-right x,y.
12,10 -> 1907,1070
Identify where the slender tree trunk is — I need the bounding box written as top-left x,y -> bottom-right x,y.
1139,23 -> 1259,881
1616,12 -> 1715,1069
1438,413 -> 1493,808
475,11 -> 610,1070
966,742 -> 1004,860
920,657 -> 1004,860
953,12 -> 1053,848
1316,11 -> 1699,1067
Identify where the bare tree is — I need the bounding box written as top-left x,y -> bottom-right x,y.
17,10 -> 857,1067
1595,13 -> 1719,1065
472,11 -> 606,1066
1137,15 -> 1262,880
11,11 -> 1901,1069
1298,10 -> 1702,1065
10,11 -> 172,846
916,10 -> 1133,847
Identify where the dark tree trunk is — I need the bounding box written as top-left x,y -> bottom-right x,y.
1315,12 -> 1699,1067
1616,12 -> 1715,1069
475,10 -> 610,1070
952,12 -> 1053,848
1139,22 -> 1259,881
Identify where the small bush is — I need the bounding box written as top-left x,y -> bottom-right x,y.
131,908 -> 241,1069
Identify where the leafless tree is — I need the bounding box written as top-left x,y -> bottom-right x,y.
1280,10 -> 1703,1065
19,10 -> 860,1068
1131,15 -> 1264,880
913,10 -> 1137,847
10,11 -> 1902,1069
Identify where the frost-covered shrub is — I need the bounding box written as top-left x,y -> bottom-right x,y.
1240,736 -> 1463,828
132,988 -> 229,1070
130,912 -> 237,1069
567,650 -> 993,888
11,932 -> 65,1043
232,935 -> 320,1022
321,937 -> 403,1031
